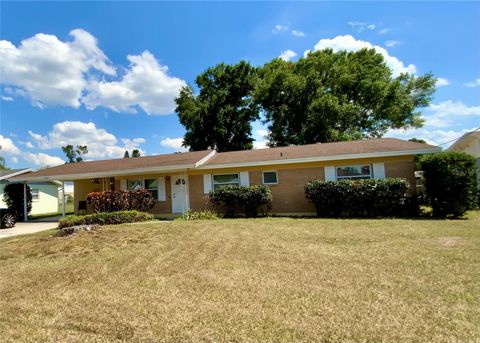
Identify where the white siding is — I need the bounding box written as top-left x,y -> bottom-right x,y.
203,174 -> 212,194
324,166 -> 336,181
240,171 -> 250,186
29,183 -> 59,215
157,177 -> 166,201
372,163 -> 386,179
120,179 -> 127,190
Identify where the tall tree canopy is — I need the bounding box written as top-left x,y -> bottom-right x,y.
175,61 -> 258,152
255,49 -> 436,146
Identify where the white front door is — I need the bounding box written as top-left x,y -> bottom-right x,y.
171,175 -> 189,214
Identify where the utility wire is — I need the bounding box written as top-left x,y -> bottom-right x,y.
437,127 -> 480,147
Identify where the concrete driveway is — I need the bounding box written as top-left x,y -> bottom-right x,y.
0,217 -> 60,240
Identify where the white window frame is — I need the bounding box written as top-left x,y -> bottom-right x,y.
262,170 -> 278,185
126,178 -> 166,201
212,173 -> 240,190
31,189 -> 40,202
335,164 -> 372,180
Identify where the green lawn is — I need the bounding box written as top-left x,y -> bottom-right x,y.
1,213 -> 479,342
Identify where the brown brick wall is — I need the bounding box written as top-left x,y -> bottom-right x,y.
249,167 -> 324,214
189,174 -> 213,211
384,159 -> 416,192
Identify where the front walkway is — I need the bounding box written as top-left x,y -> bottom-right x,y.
0,217 -> 60,239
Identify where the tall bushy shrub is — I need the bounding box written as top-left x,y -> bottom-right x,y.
421,151 -> 477,218
3,183 -> 32,221
87,190 -> 155,213
305,178 -> 411,218
209,185 -> 272,217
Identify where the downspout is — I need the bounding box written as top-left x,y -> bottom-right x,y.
23,182 -> 28,222
61,181 -> 66,217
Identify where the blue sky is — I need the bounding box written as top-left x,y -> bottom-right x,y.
1,1 -> 479,169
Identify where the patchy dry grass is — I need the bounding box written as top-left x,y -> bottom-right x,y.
1,213 -> 479,342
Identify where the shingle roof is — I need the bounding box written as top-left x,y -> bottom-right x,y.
12,150 -> 212,180
204,138 -> 439,166
0,169 -> 31,180
11,138 -> 440,181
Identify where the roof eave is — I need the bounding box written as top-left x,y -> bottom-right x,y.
10,164 -> 196,182
197,148 -> 441,170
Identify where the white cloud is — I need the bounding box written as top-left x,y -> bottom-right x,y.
292,30 -> 306,37
23,152 -> 64,168
0,29 -> 114,108
1,96 -> 13,101
11,156 -> 18,164
25,141 -> 34,149
378,28 -> 391,35
436,77 -> 450,87
121,138 -> 146,149
428,100 -> 480,117
272,24 -> 289,34
386,127 -> 476,146
253,129 -> 269,149
420,100 -> 480,128
0,135 -> 21,155
464,78 -> 480,88
279,49 -> 297,61
310,35 -> 416,77
160,137 -> 188,152
385,40 -> 400,48
82,51 -> 186,115
28,121 -> 146,159
348,22 -> 376,32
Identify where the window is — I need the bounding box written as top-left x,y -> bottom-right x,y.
336,165 -> 372,180
31,189 -> 39,201
144,179 -> 158,199
263,171 -> 278,184
127,179 -> 142,191
213,173 -> 239,190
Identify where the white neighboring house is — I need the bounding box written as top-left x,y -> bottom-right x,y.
0,169 -> 61,215
448,131 -> 480,188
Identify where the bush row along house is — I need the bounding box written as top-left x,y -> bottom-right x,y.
11,138 -> 441,217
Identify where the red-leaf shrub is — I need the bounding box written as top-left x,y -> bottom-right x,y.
87,190 -> 155,213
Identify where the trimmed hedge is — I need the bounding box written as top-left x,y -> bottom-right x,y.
87,190 -> 155,213
209,185 -> 272,217
421,151 -> 478,218
305,178 -> 411,218
58,210 -> 153,229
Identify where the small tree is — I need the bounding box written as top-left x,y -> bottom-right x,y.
62,145 -> 88,163
421,151 -> 478,218
3,183 -> 32,221
131,149 -> 141,158
123,150 -> 130,158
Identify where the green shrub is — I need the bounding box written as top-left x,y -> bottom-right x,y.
87,190 -> 155,213
421,151 -> 478,218
305,178 -> 411,218
209,185 -> 272,218
3,183 -> 32,221
181,209 -> 219,220
58,210 -> 153,229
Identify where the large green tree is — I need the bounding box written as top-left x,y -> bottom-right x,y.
175,61 -> 258,152
255,48 -> 436,146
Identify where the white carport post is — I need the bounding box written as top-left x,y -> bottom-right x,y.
23,182 -> 28,222
61,181 -> 66,217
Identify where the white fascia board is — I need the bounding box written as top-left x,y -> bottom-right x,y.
0,168 -> 33,181
13,164 -> 195,182
195,150 -> 216,167
196,148 -> 442,170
